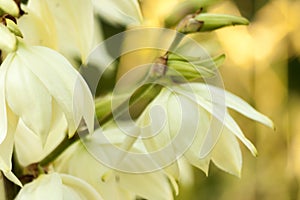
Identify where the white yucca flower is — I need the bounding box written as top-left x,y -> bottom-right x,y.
15,173 -> 103,200
54,128 -> 174,200
92,0 -> 143,26
131,82 -> 274,176
18,0 -> 94,64
0,40 -> 94,183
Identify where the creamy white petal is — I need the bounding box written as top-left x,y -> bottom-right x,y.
211,128 -> 242,177
73,77 -> 95,134
0,107 -> 21,186
18,1 -> 58,49
92,0 -> 143,26
183,106 -> 212,175
16,44 -> 94,136
54,131 -> 173,200
141,89 -> 173,150
45,0 -> 94,63
188,83 -> 274,128
174,85 -> 257,156
19,0 -> 94,64
15,173 -> 63,200
0,54 -> 11,144
177,158 -> 194,187
14,105 -> 66,167
16,173 -> 103,200
14,119 -> 45,166
119,172 -> 173,200
60,174 -> 103,200
138,90 -> 182,172
0,0 -> 19,16
0,23 -> 16,53
185,151 -> 210,175
0,129 -> 14,173
6,54 -> 52,143
163,163 -> 180,195
224,114 -> 257,156
54,141 -> 133,200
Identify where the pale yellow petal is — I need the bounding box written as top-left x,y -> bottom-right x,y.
92,0 -> 143,26
45,0 -> 94,63
0,107 -> 21,186
14,107 -> 66,167
190,83 -> 274,129
174,84 -> 257,156
16,43 -> 94,137
119,172 -> 173,200
18,2 -> 57,49
211,129 -> 242,177
0,24 -> 16,53
61,174 -> 103,200
0,54 -> 11,144
0,0 -> 19,16
15,173 -> 63,200
6,53 -> 52,143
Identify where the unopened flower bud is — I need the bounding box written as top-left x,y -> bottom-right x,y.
0,0 -> 19,17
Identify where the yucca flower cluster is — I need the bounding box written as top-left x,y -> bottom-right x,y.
0,0 -> 273,199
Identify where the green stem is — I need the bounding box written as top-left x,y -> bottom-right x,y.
167,32 -> 185,53
39,133 -> 81,167
98,83 -> 162,125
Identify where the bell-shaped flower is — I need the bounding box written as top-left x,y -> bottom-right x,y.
18,0 -> 94,64
132,82 -> 273,176
15,173 -> 103,200
92,0 -> 143,26
0,40 -> 94,182
54,128 -> 174,200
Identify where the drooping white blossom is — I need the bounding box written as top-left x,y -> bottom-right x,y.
54,128 -> 174,200
131,82 -> 273,176
18,0 -> 95,64
0,40 -> 94,182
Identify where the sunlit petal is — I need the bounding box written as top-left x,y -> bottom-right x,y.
211,128 -> 242,177
92,0 -> 143,26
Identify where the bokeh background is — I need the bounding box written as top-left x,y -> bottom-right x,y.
99,0 -> 300,199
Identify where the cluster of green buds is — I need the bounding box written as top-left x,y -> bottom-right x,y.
146,9 -> 249,88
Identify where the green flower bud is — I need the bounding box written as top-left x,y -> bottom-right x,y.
194,13 -> 249,32
177,13 -> 249,34
6,18 -> 22,38
167,54 -> 226,80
